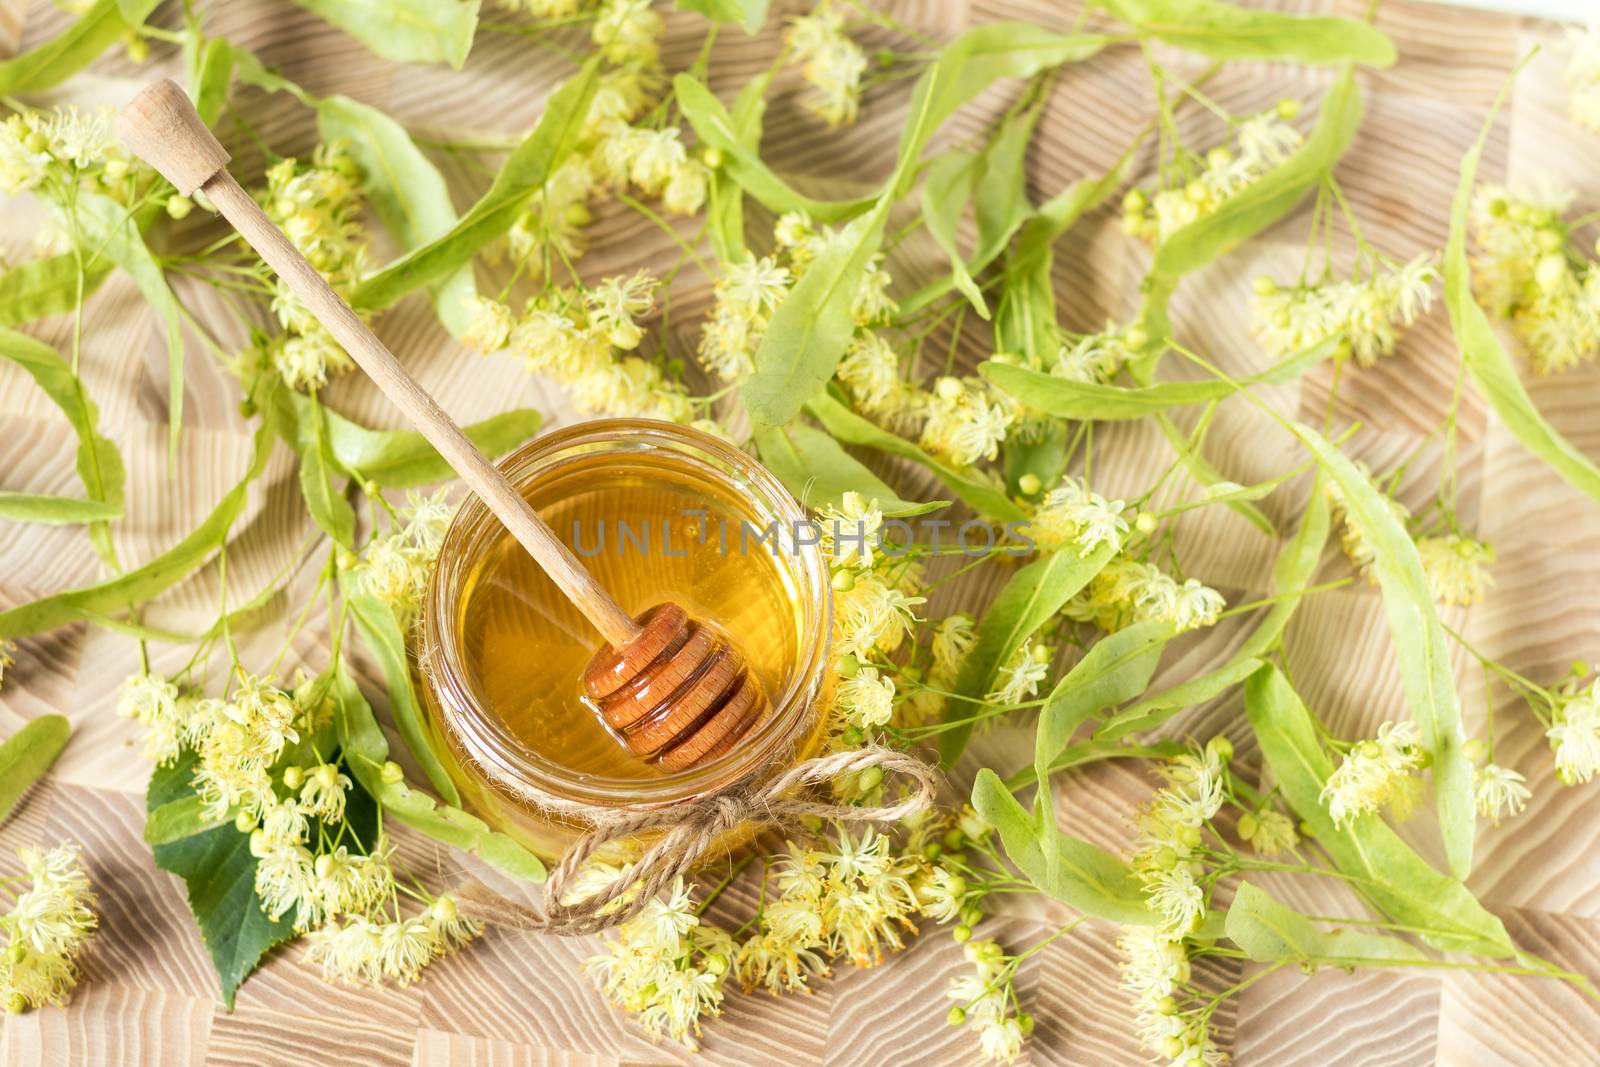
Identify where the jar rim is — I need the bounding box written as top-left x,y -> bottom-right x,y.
419,418 -> 832,809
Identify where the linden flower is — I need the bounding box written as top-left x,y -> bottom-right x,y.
587,271 -> 658,350
1548,681 -> 1600,785
785,3 -> 867,127
819,491 -> 885,569
1022,475 -> 1130,557
0,639 -> 14,690
837,331 -> 919,430
305,895 -> 480,988
1474,763 -> 1531,826
586,878 -> 730,1050
1052,327 -> 1141,384
835,665 -> 896,730
1470,181 -> 1600,373
1416,533 -> 1495,606
592,0 -> 664,65
920,377 -> 1016,468
1321,720 -> 1427,828
296,763 -> 352,822
1238,809 -> 1299,857
832,571 -> 924,659
1065,558 -> 1225,634
1123,101 -> 1303,245
1322,466 -> 1411,582
116,671 -> 184,763
1249,254 -> 1439,366
947,939 -> 1031,1064
987,639 -> 1051,707
905,612 -> 976,724
1565,22 -> 1600,134
1,843 -> 98,1013
462,296 -> 516,354
698,256 -> 790,381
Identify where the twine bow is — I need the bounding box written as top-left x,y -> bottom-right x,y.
456,745 -> 940,937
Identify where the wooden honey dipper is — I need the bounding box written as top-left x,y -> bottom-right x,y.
116,80 -> 766,772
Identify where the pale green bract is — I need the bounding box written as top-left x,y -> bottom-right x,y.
289,0 -> 480,68
754,423 -> 947,518
0,715 -> 71,825
1225,882 -> 1427,965
1099,0 -> 1395,67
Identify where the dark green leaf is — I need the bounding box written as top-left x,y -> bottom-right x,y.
1098,0 -> 1395,67
0,715 -> 71,824
0,426 -> 272,642
807,394 -> 1025,521
318,94 -> 476,336
354,59 -> 601,312
148,751 -> 295,1008
1443,82 -> 1600,505
972,768 -> 1154,925
754,423 -> 946,517
1226,882 -> 1426,965
1286,422 -> 1473,879
1244,665 -> 1511,957
289,0 -> 480,68
940,541 -> 1118,763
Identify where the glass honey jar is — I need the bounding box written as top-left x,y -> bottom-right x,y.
415,418 -> 833,861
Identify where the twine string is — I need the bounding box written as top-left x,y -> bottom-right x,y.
455,746 -> 939,938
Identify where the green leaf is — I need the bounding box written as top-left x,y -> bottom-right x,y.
73,193 -> 186,461
754,423 -> 945,517
1244,665 -> 1512,957
331,664 -> 545,880
674,74 -> 873,225
1098,0 -> 1395,67
1286,421 -> 1473,879
1096,658 -> 1263,743
0,715 -> 71,824
354,59 -> 601,312
744,202 -> 891,427
143,793 -> 225,846
1235,474 -> 1330,661
1443,84 -> 1600,506
147,751 -> 295,1009
1002,421 -> 1068,498
0,254 -> 112,328
318,94 -> 476,336
187,35 -> 238,126
972,768 -> 1154,925
807,394 -> 1025,521
0,426 -> 272,642
0,327 -> 125,565
342,587 -> 461,806
297,397 -> 357,549
921,149 -> 985,314
0,493 -> 120,525
289,0 -> 480,67
1034,619 -> 1173,781
1226,882 -> 1426,965
940,541 -> 1118,763
676,0 -> 767,34
1156,411 -> 1274,536
1154,69 -> 1364,280
0,0 -> 158,96
703,72 -> 773,264
982,336 -> 1339,420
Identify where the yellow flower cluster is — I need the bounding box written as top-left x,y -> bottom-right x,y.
1471,182 -> 1600,374
785,2 -> 869,128
1122,101 -> 1304,246
305,895 -> 480,987
1319,720 -> 1425,828
1249,254 -> 1438,366
251,144 -> 371,391
0,106 -> 140,201
1,844 -> 98,1014
1020,474 -> 1130,557
349,489 -> 457,625
1566,22 -> 1600,134
1416,533 -> 1495,607
1119,741 -> 1232,1066
1064,557 -> 1225,634
1547,678 -> 1600,785
945,938 -> 1032,1064
464,271 -> 695,423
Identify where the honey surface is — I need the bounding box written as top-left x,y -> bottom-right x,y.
456,450 -> 800,779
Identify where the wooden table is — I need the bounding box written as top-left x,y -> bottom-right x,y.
2,0 -> 1599,1063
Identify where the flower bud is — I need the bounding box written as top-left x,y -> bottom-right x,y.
835,654 -> 861,679
1017,473 -> 1042,496
1124,325 -> 1149,350
1018,1013 -> 1035,1036
947,1005 -> 967,1026
1252,275 -> 1277,297
282,765 -> 304,790
952,924 -> 973,944
705,952 -> 730,975
5,943 -> 25,964
165,194 -> 193,220
942,828 -> 966,851
1535,254 -> 1567,294
1276,98 -> 1301,120
858,764 -> 885,791
234,811 -> 257,834
1135,511 -> 1158,535
1462,738 -> 1488,764
841,725 -> 865,747
1238,812 -> 1259,840
1122,188 -> 1147,213
1206,736 -> 1234,764
831,568 -> 857,593
431,895 -> 459,922
5,991 -> 26,1015
1206,146 -> 1233,169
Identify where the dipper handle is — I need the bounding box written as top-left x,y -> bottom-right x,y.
116,79 -> 641,650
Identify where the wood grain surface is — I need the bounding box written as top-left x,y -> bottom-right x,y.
3,0 -> 1600,1064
